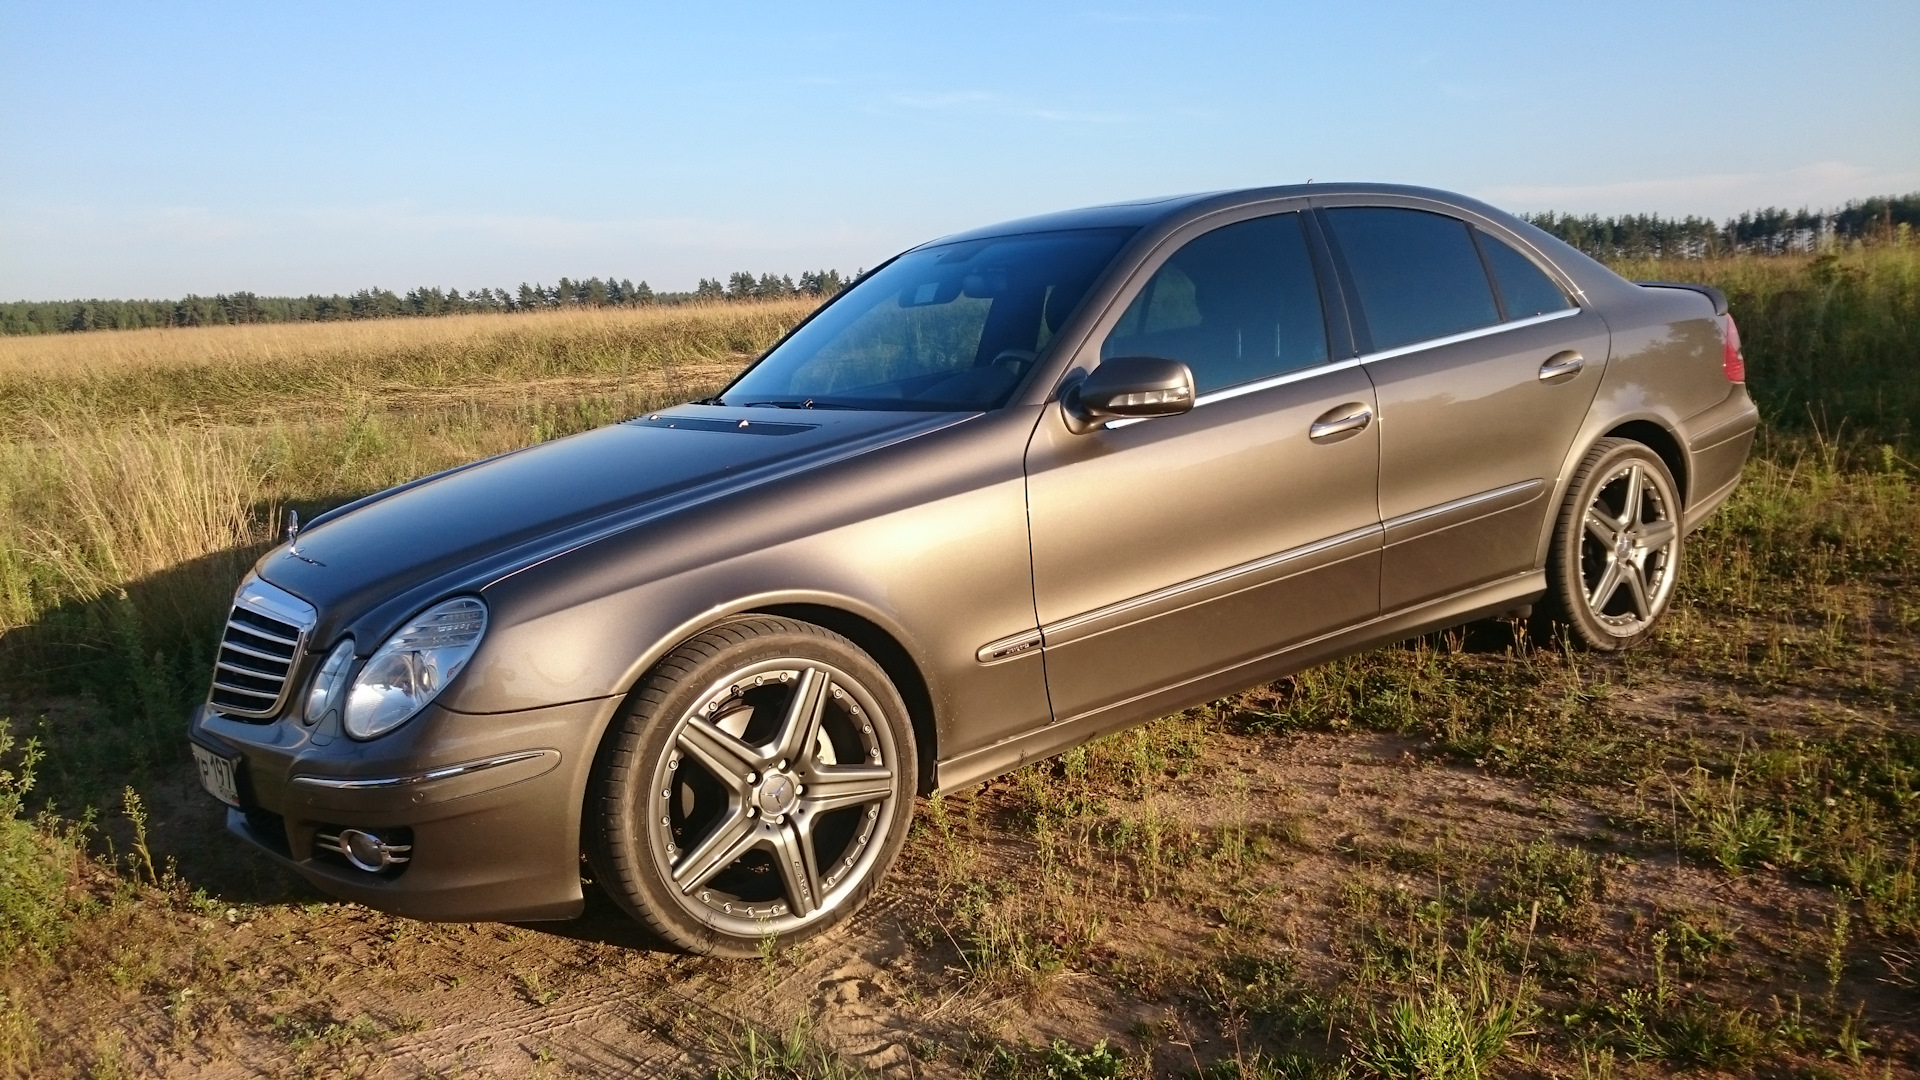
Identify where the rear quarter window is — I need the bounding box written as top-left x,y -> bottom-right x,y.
1476,230 -> 1574,319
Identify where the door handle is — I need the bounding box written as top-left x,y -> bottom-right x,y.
1538,350 -> 1584,383
1309,403 -> 1372,443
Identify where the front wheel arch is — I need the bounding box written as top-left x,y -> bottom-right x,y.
753,604 -> 938,796
579,591 -> 945,815
582,615 -> 920,955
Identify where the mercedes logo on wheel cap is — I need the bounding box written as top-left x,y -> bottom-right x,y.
756,774 -> 798,817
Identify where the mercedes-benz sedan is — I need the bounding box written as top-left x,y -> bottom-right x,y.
190,183 -> 1757,955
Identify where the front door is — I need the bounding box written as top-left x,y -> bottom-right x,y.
1025,209 -> 1383,726
1319,204 -> 1609,611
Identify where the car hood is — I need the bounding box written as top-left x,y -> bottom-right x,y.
257,407 -> 971,632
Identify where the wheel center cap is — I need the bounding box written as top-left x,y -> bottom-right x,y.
756,772 -> 799,817
1616,534 -> 1632,560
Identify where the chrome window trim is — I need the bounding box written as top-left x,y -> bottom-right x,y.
1104,357 -> 1366,428
1355,307 -> 1580,366
290,749 -> 555,790
1193,356 -> 1366,407
1101,308 -> 1579,429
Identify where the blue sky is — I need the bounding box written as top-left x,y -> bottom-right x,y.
2,1 -> 1915,300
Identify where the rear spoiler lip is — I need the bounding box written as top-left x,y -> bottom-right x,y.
1634,280 -> 1729,317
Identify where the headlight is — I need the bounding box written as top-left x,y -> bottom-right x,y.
344,597 -> 487,739
304,638 -> 356,725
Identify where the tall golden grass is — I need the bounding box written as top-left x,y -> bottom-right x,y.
0,299 -> 816,438
0,302 -> 813,647
0,299 -> 815,380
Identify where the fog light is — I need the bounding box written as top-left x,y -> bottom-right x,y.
317,827 -> 412,872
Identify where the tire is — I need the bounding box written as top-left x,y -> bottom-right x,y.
586,616 -> 917,957
1536,438 -> 1683,651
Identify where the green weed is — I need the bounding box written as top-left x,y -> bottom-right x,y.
714,1017 -> 868,1080
0,722 -> 95,960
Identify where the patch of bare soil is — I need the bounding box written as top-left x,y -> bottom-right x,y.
23,709 -> 1907,1078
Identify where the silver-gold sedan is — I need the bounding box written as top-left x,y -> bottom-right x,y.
189,183 -> 1757,955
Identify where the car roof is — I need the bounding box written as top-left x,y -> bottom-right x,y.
918,183 -> 1511,249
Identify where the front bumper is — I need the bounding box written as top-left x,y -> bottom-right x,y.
189,695 -> 615,922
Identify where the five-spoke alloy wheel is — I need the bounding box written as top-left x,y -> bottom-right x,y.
588,617 -> 917,956
1540,438 -> 1683,650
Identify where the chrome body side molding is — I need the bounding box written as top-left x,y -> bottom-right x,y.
1381,479 -> 1545,547
1041,523 -> 1382,648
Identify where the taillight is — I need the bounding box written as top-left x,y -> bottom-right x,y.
1721,313 -> 1745,383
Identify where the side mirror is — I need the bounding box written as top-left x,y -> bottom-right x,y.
1060,356 -> 1196,434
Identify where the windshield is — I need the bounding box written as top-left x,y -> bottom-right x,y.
719,227 -> 1135,411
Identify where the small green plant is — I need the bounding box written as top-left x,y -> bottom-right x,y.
715,1017 -> 866,1080
0,989 -> 38,1075
1825,895 -> 1851,1005
1041,1038 -> 1128,1080
0,722 -> 94,960
120,785 -> 157,886
1354,978 -> 1534,1080
1202,1051 -> 1351,1080
514,968 -> 560,1007
1344,910 -> 1538,1080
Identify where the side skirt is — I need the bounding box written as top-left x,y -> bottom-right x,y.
932,569 -> 1545,792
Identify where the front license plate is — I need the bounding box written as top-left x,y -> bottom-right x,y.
193,743 -> 242,808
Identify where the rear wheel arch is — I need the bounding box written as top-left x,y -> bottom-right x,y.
1601,419 -> 1688,507
1535,416 -> 1689,569
1534,437 -> 1683,650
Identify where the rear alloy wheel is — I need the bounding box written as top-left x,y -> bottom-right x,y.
1539,438 -> 1682,651
587,617 -> 916,956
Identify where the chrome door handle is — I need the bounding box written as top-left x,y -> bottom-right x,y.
1309,403 -> 1372,443
1538,350 -> 1584,383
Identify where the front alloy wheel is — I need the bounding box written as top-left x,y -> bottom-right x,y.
1540,438 -> 1683,650
588,617 -> 916,955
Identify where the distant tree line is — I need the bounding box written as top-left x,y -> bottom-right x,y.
9,192 -> 1918,336
1526,192 -> 1919,259
0,268 -> 850,337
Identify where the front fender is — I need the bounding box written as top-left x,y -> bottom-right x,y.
439,406 -> 1054,769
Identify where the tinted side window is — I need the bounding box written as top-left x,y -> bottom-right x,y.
1102,212 -> 1327,394
1326,207 -> 1499,351
1476,230 -> 1573,319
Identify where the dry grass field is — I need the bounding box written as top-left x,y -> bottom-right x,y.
1,248 -> 1916,1079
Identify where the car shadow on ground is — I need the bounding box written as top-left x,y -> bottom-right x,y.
1,534 -> 313,908
512,879 -> 675,952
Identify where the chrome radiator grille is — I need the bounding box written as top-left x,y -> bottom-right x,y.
207,578 -> 317,719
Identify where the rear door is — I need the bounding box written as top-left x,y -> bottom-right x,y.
1318,202 -> 1609,612
1024,208 -> 1381,726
